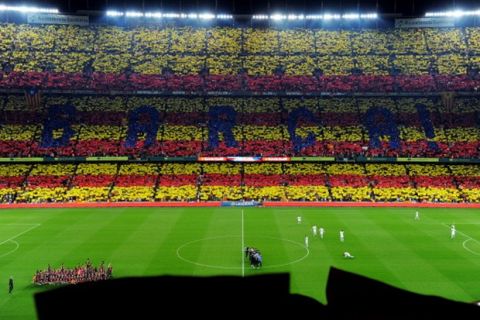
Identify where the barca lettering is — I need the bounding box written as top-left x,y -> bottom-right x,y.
207,106 -> 238,149
36,104 -> 436,153
125,106 -> 161,148
364,107 -> 400,149
287,107 -> 318,153
40,104 -> 76,148
415,103 -> 438,151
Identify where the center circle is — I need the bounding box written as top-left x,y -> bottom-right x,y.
176,235 -> 309,270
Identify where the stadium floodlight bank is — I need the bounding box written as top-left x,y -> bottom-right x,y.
106,10 -> 377,21
107,10 -> 233,20
0,4 -> 58,13
425,9 -> 480,18
256,13 -> 379,20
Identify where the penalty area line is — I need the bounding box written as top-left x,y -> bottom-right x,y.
441,223 -> 480,256
0,224 -> 41,247
0,224 -> 41,259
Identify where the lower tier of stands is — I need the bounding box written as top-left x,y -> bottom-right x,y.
1,163 -> 479,203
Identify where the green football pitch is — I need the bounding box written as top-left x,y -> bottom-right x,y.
1,206 -> 480,318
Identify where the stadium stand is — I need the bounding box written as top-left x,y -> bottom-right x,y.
0,162 -> 478,203
0,23 -> 480,205
1,95 -> 480,158
0,25 -> 479,91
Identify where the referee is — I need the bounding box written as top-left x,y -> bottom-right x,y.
8,276 -> 13,294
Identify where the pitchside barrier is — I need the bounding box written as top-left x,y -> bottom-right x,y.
2,156 -> 480,164
221,201 -> 262,207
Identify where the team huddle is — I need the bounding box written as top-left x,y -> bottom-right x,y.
245,247 -> 263,269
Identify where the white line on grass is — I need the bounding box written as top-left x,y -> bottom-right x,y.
441,223 -> 480,256
0,240 -> 19,258
0,224 -> 41,311
462,239 -> 480,256
241,209 -> 244,277
0,224 -> 41,247
176,235 -> 309,270
0,224 -> 41,258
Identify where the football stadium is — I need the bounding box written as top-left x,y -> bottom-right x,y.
1,0 -> 480,317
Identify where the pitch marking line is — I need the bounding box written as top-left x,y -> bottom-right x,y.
176,235 -> 309,270
441,223 -> 480,256
0,240 -> 19,258
0,224 -> 41,258
462,239 -> 480,256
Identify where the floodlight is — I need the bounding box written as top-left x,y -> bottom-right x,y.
145,12 -> 162,18
270,14 -> 286,21
106,10 -> 124,17
0,4 -> 58,13
125,11 -> 143,17
216,14 -> 233,20
199,13 -> 215,20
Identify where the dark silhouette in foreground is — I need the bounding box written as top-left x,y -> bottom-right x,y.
326,267 -> 480,319
35,267 -> 479,319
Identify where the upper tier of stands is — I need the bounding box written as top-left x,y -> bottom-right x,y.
0,24 -> 479,76
0,24 -> 479,92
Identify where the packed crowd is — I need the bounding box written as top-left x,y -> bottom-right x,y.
0,24 -> 479,91
0,162 -> 479,203
2,95 -> 479,159
0,23 -> 479,205
0,25 -> 476,76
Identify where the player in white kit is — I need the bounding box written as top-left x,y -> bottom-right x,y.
451,224 -> 456,239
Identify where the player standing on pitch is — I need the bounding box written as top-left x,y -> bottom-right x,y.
450,224 -> 456,239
